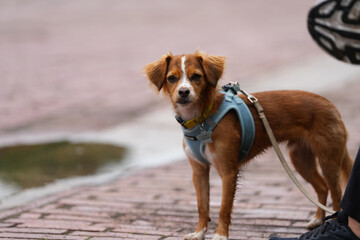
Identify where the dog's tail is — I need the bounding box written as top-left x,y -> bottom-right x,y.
340,149 -> 353,192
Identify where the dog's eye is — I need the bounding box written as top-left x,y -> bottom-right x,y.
167,75 -> 177,83
190,73 -> 201,81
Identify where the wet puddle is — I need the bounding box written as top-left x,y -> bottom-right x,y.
0,141 -> 126,196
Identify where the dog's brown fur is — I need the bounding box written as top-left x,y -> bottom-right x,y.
144,51 -> 353,240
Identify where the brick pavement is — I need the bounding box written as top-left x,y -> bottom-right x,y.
1,1 -> 360,239
0,152 -> 314,240
0,80 -> 359,239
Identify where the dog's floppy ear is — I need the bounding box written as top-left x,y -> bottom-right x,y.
196,51 -> 225,87
144,53 -> 172,91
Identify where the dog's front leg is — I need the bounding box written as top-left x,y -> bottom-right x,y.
213,169 -> 238,240
184,158 -> 210,240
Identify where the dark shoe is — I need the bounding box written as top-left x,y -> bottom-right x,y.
308,0 -> 360,64
270,211 -> 360,240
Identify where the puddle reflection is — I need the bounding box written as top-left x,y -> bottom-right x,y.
0,141 -> 126,190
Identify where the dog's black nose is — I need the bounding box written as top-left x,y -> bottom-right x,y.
178,88 -> 190,98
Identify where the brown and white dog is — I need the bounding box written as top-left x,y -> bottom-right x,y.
144,51 -> 353,240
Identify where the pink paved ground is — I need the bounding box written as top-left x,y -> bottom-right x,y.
0,81 -> 359,240
0,155 -> 313,240
1,1 -> 360,239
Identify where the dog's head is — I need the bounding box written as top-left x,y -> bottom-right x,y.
144,51 -> 225,112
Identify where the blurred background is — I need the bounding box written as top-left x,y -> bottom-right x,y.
0,0 -> 320,134
0,0 -> 359,209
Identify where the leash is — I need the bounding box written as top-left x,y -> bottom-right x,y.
234,84 -> 335,214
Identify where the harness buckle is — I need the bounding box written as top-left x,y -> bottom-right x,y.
240,89 -> 258,104
199,122 -> 205,131
222,82 -> 240,94
184,135 -> 197,141
197,122 -> 213,144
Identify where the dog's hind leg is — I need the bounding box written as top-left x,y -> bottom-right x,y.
340,149 -> 353,191
287,140 -> 329,229
316,144 -> 345,212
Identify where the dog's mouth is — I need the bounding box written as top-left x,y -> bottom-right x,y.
176,99 -> 191,105
176,97 -> 192,105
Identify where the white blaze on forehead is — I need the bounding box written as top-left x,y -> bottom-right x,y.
179,56 -> 192,88
181,56 -> 186,75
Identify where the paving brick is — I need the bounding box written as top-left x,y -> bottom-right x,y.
70,231 -> 163,240
0,232 -> 86,240
33,207 -> 111,218
0,227 -> 67,234
231,219 -> 292,227
5,218 -> 107,232
113,227 -> 175,237
57,198 -> 137,209
43,214 -> 112,223
0,238 -> 24,240
0,223 -> 14,228
18,213 -> 42,219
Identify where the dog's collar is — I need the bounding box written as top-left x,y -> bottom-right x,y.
175,103 -> 213,129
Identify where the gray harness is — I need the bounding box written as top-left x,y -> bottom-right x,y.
177,84 -> 256,165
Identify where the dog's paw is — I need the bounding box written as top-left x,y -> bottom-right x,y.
307,218 -> 323,229
183,228 -> 207,240
211,234 -> 228,240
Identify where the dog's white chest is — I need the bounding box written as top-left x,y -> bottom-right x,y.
184,141 -> 215,165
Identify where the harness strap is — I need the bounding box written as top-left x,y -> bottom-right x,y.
210,90 -> 255,161
181,84 -> 255,165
